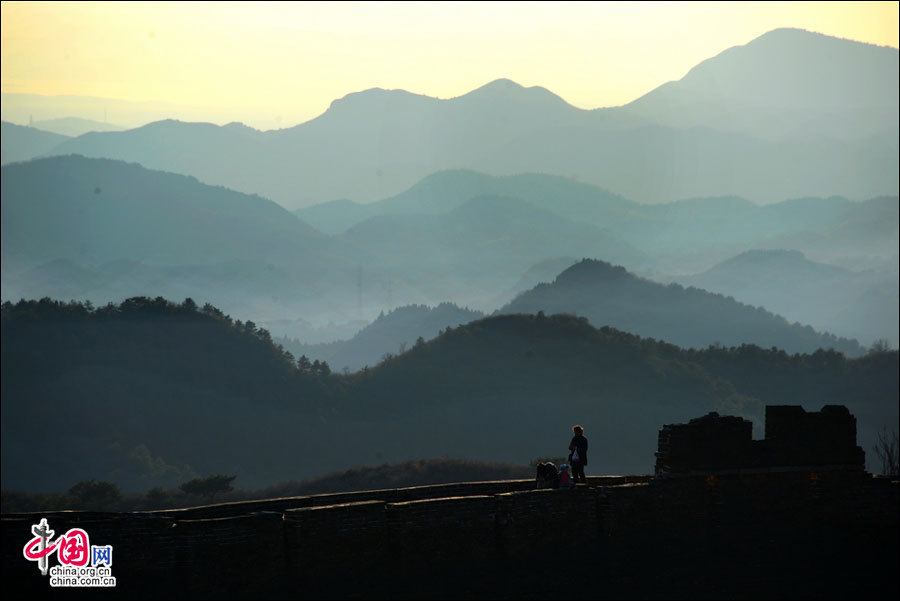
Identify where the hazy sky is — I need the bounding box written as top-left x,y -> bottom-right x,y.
2,1 -> 898,129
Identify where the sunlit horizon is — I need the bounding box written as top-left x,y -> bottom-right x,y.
2,1 -> 898,129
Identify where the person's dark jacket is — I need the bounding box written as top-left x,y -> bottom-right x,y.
569,435 -> 588,465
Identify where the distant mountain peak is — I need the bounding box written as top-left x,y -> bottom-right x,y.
686,27 -> 897,89
127,119 -> 247,137
326,87 -> 432,111
320,78 -> 571,117
749,27 -> 887,49
629,26 -> 898,120
147,118 -> 183,126
223,121 -> 257,131
555,258 -> 630,284
471,78 -> 526,92
710,249 -> 852,277
136,118 -> 205,132
456,78 -> 569,106
753,27 -> 827,41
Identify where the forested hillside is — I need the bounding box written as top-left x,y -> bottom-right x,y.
500,259 -> 864,355
3,298 -> 895,493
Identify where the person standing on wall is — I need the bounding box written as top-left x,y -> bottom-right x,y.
568,425 -> 588,484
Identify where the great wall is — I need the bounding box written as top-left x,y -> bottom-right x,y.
2,405 -> 897,599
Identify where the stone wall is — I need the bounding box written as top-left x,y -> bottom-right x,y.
764,404 -> 865,467
2,471 -> 896,599
655,405 -> 866,475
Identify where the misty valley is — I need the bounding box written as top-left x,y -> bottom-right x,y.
1,28 -> 897,505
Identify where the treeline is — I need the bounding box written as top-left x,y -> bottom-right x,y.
345,311 -> 895,415
282,302 -> 486,372
499,259 -> 866,356
2,297 -> 896,495
2,296 -> 335,397
1,297 -> 342,493
1,459 -> 533,513
687,342 -> 897,408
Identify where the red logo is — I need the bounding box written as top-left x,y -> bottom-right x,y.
23,527 -> 91,567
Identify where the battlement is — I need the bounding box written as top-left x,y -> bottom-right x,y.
2,407 -> 896,599
3,471 -> 896,599
655,405 -> 866,475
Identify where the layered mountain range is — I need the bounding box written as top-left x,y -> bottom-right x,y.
1,27 -> 897,496
4,29 -> 897,208
3,299 -> 896,491
4,155 -> 895,349
677,249 -> 899,347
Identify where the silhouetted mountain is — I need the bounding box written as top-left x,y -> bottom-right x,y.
294,198 -> 373,235
2,257 -> 354,328
456,78 -> 570,107
31,117 -> 125,137
0,156 -> 375,325
40,30 -> 897,207
5,157 -> 894,341
266,316 -> 369,345
620,28 -> 899,141
0,157 -> 636,326
297,169 -> 636,234
337,194 -> 646,307
752,195 -> 899,270
499,259 -> 864,356
1,155 -> 325,268
299,312 -> 893,479
299,169 -> 898,275
0,121 -> 70,164
6,155 -> 893,344
332,168 -> 894,281
286,303 -> 486,372
42,81 -> 592,207
0,92 -> 245,131
3,299 -> 894,493
42,118 -> 273,191
1,297 -> 329,492
819,196 -> 899,253
293,174 -> 649,315
489,257 -> 582,308
679,249 -> 899,347
2,258 -> 106,299
829,280 -> 900,349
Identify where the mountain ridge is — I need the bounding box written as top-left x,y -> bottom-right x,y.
4,297 -> 895,492
499,258 -> 865,356
26,28 -> 896,207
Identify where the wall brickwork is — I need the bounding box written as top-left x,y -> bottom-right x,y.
656,405 -> 866,474
2,470 -> 896,599
2,407 -> 894,599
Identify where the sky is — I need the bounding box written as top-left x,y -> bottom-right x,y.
2,1 -> 898,130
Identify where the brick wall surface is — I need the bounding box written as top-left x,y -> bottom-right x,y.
3,471 -> 896,599
656,405 -> 867,475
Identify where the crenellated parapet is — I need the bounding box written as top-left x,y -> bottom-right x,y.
1,408 -> 895,599
655,405 -> 866,475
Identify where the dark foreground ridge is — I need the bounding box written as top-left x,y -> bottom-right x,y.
2,407 -> 897,600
